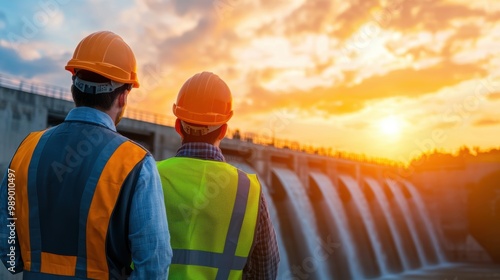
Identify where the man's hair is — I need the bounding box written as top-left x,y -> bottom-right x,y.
180,123 -> 223,145
71,70 -> 130,110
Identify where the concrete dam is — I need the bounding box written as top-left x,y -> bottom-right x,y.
1,76 -> 499,279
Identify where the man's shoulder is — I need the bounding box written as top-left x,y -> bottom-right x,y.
124,138 -> 150,155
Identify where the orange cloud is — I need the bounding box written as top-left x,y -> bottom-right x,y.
387,1 -> 494,32
473,118 -> 500,127
237,60 -> 486,116
332,0 -> 381,40
488,92 -> 500,100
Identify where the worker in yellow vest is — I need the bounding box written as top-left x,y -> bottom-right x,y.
0,31 -> 172,279
157,72 -> 280,279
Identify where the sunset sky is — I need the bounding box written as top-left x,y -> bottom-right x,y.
1,0 -> 499,161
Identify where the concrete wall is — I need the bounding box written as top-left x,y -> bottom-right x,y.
0,86 -> 181,170
0,87 -> 65,171
411,162 -> 500,262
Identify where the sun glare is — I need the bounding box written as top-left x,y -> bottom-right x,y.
379,116 -> 403,137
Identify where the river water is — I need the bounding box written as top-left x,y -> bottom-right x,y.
378,263 -> 500,280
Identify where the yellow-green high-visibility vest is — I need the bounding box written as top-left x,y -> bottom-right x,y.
157,157 -> 261,280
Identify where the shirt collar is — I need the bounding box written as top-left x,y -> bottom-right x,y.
176,142 -> 226,162
65,107 -> 117,132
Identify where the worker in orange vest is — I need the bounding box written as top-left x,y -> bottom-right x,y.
0,31 -> 172,279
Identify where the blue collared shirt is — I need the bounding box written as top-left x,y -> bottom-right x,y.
0,107 -> 172,279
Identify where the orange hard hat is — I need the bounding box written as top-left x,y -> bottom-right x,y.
65,31 -> 140,88
173,72 -> 233,126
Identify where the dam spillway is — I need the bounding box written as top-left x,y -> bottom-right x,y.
0,76 -> 499,279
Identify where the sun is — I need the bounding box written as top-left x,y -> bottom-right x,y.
379,116 -> 403,136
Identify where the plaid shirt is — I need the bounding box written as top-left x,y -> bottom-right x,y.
176,142 -> 280,279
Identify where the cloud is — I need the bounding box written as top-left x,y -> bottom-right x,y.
433,121 -> 458,131
385,4 -> 492,64
332,0 -> 380,40
0,44 -> 60,78
473,118 -> 500,127
171,0 -> 214,15
253,0 -> 499,45
238,60 -> 486,116
488,92 -> 500,100
116,0 -> 497,122
249,0 -> 378,41
444,23 -> 483,57
282,0 -> 334,35
0,11 -> 6,30
159,17 -> 217,65
388,1 -> 494,33
1,1 -> 499,129
395,23 -> 481,62
148,18 -> 246,100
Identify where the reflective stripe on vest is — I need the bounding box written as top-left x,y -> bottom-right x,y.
9,126 -> 147,278
172,169 -> 249,280
158,157 -> 261,280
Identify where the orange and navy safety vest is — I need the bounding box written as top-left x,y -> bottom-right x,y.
8,120 -> 148,279
157,157 -> 261,279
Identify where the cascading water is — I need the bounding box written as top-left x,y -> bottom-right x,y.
386,179 -> 429,266
365,177 -> 412,271
339,174 -> 390,277
310,171 -> 364,279
224,160 -> 448,279
403,180 -> 447,263
272,167 -> 331,279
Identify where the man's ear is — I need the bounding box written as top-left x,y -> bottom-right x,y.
117,90 -> 128,108
175,119 -> 183,137
217,124 -> 228,140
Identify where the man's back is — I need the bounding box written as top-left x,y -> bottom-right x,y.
158,141 -> 279,279
0,107 -> 172,279
158,155 -> 261,279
